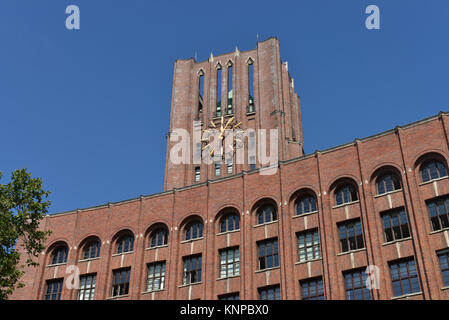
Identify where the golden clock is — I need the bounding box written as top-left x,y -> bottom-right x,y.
201,115 -> 244,160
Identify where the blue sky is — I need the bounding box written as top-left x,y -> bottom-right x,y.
1,0 -> 448,214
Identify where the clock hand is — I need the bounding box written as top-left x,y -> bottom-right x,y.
232,122 -> 242,129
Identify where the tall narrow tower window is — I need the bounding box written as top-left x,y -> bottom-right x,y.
248,62 -> 255,113
198,73 -> 204,116
216,66 -> 222,117
227,63 -> 233,115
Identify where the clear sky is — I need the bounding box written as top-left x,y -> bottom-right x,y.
1,0 -> 448,214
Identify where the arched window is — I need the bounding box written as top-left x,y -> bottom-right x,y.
51,245 -> 68,265
421,160 -> 448,182
149,228 -> 168,248
257,205 -> 277,225
220,213 -> 240,233
335,184 -> 358,206
116,234 -> 134,254
377,174 -> 401,195
83,240 -> 101,260
185,221 -> 203,241
296,195 -> 317,215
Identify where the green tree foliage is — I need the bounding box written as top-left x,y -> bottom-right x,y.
0,169 -> 51,300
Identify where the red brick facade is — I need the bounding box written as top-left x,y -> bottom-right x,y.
10,38 -> 449,300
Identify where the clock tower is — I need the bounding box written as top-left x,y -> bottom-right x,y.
163,37 -> 304,191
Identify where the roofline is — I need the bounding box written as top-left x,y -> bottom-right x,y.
47,110 -> 449,218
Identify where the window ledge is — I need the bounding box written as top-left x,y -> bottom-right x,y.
141,289 -> 165,295
255,266 -> 280,274
332,200 -> 360,209
390,291 -> 422,300
46,262 -> 67,268
337,248 -> 366,256
374,189 -> 403,198
178,282 -> 202,288
429,228 -> 449,235
253,220 -> 279,228
216,229 -> 240,236
78,257 -> 100,263
292,211 -> 318,219
295,258 -> 322,265
112,251 -> 134,257
180,237 -> 204,244
382,237 -> 412,246
107,294 -> 129,300
216,274 -> 241,281
419,176 -> 449,186
145,245 -> 168,251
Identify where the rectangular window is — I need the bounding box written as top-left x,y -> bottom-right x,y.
44,279 -> 63,300
437,249 -> 449,287
426,196 -> 449,231
297,229 -> 321,263
338,219 -> 364,253
381,208 -> 410,242
112,267 -> 131,297
183,254 -> 202,285
344,269 -> 372,300
147,262 -> 166,292
227,160 -> 233,174
219,247 -> 240,278
257,238 -> 279,270
218,292 -> 240,300
389,258 -> 421,297
258,285 -> 281,300
78,274 -> 96,300
215,163 -> 221,176
194,167 -> 200,182
300,278 -> 325,300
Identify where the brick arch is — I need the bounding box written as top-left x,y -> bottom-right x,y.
144,222 -> 169,238
178,214 -> 204,230
111,228 -> 134,242
144,222 -> 169,248
413,151 -> 449,184
46,238 -> 69,252
177,214 -> 204,241
288,186 -> 319,205
45,240 -> 69,265
328,176 -> 360,206
413,150 -> 448,170
289,187 -> 319,217
214,206 -> 240,222
327,174 -> 360,192
108,225 -> 137,242
76,232 -> 101,247
369,162 -> 404,183
250,197 -> 279,225
248,195 -> 280,214
110,229 -> 135,255
370,165 -> 404,196
214,206 -> 240,233
77,235 -> 101,260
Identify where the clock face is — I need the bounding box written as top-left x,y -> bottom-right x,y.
201,115 -> 244,162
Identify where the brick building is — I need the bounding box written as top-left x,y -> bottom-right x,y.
11,37 -> 449,300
